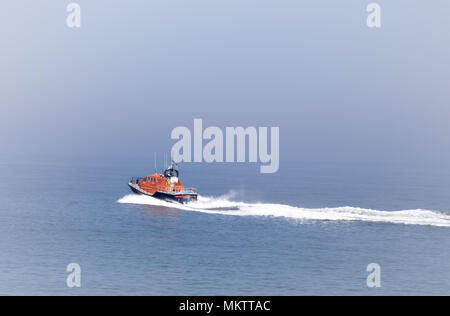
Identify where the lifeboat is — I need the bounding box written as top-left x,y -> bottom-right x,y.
128,163 -> 198,204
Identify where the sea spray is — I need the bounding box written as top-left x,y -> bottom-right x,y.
117,194 -> 450,228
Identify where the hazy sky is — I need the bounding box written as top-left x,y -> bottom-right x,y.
1,1 -> 449,165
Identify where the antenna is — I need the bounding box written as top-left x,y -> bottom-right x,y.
154,152 -> 156,173
172,159 -> 179,170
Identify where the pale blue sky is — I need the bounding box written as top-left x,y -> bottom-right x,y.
1,1 -> 449,164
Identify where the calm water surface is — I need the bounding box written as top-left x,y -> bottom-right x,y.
0,158 -> 449,295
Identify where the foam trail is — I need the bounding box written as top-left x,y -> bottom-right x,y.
117,194 -> 450,228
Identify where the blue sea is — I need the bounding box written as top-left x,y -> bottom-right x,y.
0,157 -> 449,295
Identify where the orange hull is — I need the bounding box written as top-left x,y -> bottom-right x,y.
129,166 -> 197,204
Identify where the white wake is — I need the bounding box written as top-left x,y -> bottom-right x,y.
117,193 -> 450,228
